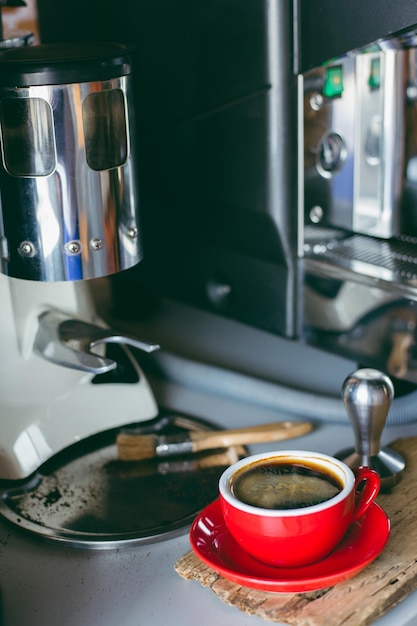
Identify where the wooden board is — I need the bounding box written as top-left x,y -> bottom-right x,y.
175,436 -> 417,625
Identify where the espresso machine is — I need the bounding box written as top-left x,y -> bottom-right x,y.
32,1 -> 417,399
0,30 -> 160,485
39,0 -> 417,391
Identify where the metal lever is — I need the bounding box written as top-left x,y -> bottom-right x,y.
335,368 -> 405,490
34,310 -> 159,374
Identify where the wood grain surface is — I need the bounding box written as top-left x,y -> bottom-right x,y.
175,437 -> 417,625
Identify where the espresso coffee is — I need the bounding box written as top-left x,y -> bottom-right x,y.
232,460 -> 343,510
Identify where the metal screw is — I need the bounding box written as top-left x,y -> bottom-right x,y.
90,238 -> 103,251
19,241 -> 35,257
65,240 -> 82,255
309,93 -> 324,111
309,205 -> 324,224
407,83 -> 417,103
128,227 -> 138,239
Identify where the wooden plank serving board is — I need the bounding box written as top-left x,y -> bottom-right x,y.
175,436 -> 417,626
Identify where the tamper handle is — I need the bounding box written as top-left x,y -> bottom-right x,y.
336,368 -> 405,490
342,368 -> 394,462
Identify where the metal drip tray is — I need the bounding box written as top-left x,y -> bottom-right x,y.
304,226 -> 417,297
0,411 -> 244,549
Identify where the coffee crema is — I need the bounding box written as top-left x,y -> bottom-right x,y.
232,460 -> 344,510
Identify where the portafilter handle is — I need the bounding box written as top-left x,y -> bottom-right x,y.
335,368 -> 405,490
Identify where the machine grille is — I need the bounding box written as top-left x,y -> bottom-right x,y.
304,226 -> 417,285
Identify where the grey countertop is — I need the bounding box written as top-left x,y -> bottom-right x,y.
1,374 -> 417,626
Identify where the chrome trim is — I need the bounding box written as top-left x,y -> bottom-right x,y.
0,75 -> 142,281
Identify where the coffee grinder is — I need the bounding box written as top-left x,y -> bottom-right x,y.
0,39 -> 160,483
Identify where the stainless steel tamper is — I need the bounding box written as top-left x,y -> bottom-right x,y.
335,368 -> 405,490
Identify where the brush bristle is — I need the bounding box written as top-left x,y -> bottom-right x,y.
117,433 -> 159,461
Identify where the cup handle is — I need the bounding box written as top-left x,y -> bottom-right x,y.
351,466 -> 380,521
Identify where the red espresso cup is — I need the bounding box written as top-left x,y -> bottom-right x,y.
218,450 -> 380,568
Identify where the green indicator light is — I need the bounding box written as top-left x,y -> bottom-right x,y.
369,57 -> 381,90
323,65 -> 344,99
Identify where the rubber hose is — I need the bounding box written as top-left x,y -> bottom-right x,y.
154,352 -> 417,425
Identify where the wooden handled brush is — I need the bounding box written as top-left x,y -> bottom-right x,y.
116,420 -> 313,461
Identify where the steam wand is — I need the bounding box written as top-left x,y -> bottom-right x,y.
335,368 -> 406,491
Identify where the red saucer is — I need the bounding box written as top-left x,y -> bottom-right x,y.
190,498 -> 390,593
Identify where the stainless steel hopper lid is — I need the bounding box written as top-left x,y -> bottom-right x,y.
0,42 -> 134,85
